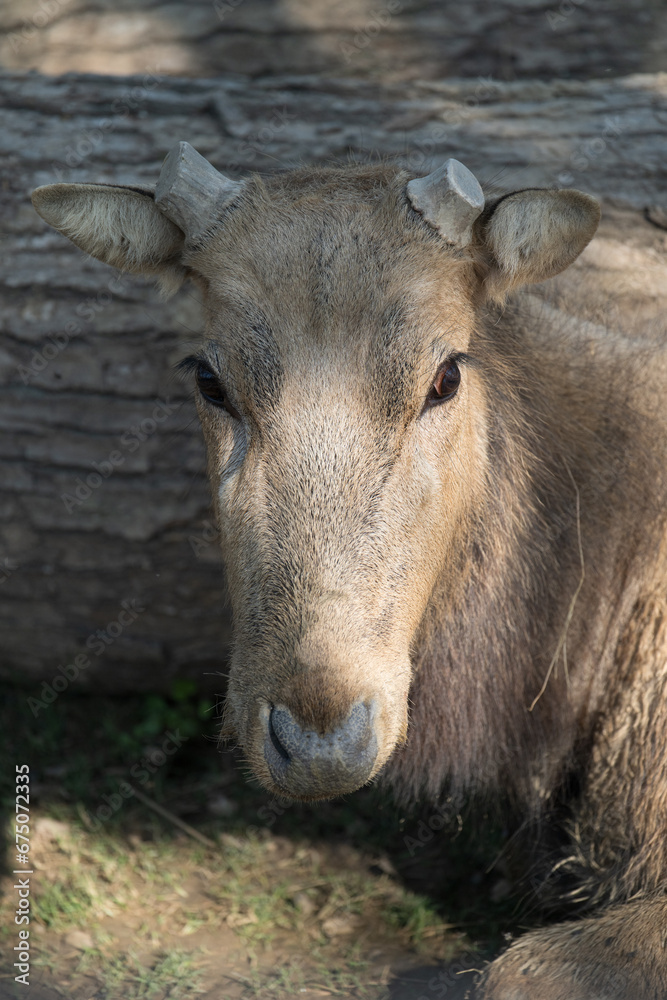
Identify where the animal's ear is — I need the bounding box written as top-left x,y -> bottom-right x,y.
31,183 -> 187,296
32,142 -> 246,298
478,188 -> 601,301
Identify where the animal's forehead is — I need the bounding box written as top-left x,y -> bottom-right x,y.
189,165 -> 475,362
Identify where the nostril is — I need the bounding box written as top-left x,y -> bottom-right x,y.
268,707 -> 290,761
262,700 -> 378,798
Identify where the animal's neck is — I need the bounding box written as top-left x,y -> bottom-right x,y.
386,297 -> 655,810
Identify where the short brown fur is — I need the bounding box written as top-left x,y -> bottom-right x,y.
32,161 -> 667,999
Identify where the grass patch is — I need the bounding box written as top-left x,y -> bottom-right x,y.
33,877 -> 95,929
0,680 -> 517,995
230,947 -> 388,999
73,948 -> 205,999
386,892 -> 453,945
202,830 -> 458,954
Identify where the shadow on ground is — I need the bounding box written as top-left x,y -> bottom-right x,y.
0,682 -> 514,998
389,964 -> 479,999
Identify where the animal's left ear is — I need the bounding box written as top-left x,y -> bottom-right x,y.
478,189 -> 600,301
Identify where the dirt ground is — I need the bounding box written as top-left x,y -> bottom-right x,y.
1,687 -> 515,999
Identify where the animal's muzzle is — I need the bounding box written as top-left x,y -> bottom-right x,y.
261,701 -> 378,799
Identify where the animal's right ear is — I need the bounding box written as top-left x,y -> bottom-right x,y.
31,184 -> 187,296
32,142 -> 245,297
478,188 -> 601,302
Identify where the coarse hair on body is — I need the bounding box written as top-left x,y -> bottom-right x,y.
32,154 -> 667,999
386,291 -> 663,805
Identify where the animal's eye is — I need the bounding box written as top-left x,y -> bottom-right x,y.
195,362 -> 238,416
427,360 -> 461,406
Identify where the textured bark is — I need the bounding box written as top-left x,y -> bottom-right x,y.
0,0 -> 665,82
1,70 -> 666,691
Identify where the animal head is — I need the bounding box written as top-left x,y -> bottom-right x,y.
32,143 -> 599,801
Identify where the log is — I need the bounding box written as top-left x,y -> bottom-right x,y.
0,0 -> 664,83
1,70 -> 666,692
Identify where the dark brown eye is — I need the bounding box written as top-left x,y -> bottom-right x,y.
427,360 -> 461,406
195,362 -> 238,416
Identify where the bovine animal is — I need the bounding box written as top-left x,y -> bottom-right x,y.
32,144 -> 667,999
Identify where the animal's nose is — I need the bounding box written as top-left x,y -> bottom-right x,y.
262,701 -> 378,799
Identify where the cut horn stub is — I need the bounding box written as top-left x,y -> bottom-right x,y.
407,158 -> 485,248
154,141 -> 243,241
